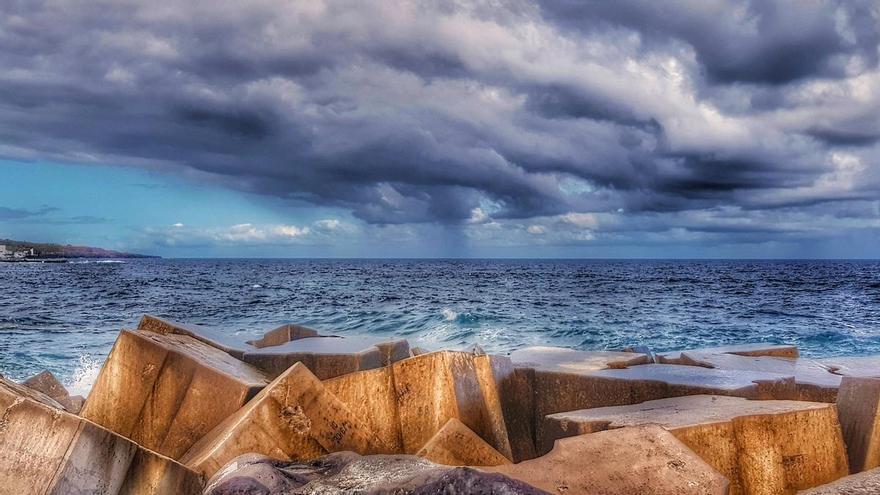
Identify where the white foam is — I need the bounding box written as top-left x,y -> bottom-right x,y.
441,308 -> 458,321
66,354 -> 101,397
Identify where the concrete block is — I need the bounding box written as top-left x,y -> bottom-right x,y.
657,343 -> 800,364
837,376 -> 880,473
675,351 -> 841,402
545,395 -> 848,495
392,350 -> 512,456
241,335 -> 410,380
486,424 -> 729,495
513,349 -> 797,451
797,467 -> 880,494
246,322 -> 319,348
416,418 -> 512,466
81,329 -> 269,459
181,362 -> 385,478
0,376 -> 202,495
509,346 -> 652,372
473,354 -> 516,461
138,314 -> 251,359
22,370 -> 83,413
819,356 -> 880,378
325,365 -> 403,453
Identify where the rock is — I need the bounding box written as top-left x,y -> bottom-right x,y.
410,347 -> 429,356
81,329 -> 269,460
417,418 -> 512,466
656,343 -> 800,364
181,362 -> 385,478
485,424 -> 729,495
392,350 -> 512,457
797,467 -> 880,494
836,376 -> 880,473
544,395 -> 849,495
512,346 -> 797,450
324,366 -> 404,453
819,356 -> 880,378
673,351 -> 840,401
241,335 -> 411,380
204,452 -> 547,495
246,323 -> 320,348
0,375 -> 203,494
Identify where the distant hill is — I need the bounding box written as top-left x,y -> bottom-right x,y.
0,239 -> 158,259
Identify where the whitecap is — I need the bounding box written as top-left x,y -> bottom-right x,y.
441,308 -> 458,321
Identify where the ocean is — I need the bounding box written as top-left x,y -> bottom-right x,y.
1,259 -> 879,394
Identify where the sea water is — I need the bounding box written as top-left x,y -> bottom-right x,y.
1,259 -> 878,391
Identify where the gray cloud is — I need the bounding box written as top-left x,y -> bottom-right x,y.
0,0 -> 878,242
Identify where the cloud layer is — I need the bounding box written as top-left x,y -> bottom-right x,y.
1,0 -> 878,248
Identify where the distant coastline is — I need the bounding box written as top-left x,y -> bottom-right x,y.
0,238 -> 158,261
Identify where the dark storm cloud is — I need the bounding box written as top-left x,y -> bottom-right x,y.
0,0 -> 878,238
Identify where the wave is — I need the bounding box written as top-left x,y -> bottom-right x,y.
66,353 -> 101,397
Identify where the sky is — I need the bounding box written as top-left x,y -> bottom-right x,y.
0,0 -> 878,258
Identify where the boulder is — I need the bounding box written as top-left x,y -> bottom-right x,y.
544,395 -> 849,495
512,346 -> 798,449
0,376 -> 203,494
797,467 -> 880,494
21,370 -> 83,413
836,376 -> 880,473
81,329 -> 269,459
204,452 -> 547,495
324,366 -> 404,453
656,343 -> 800,364
241,335 -> 411,380
672,351 -> 840,402
485,424 -> 729,495
181,362 -> 385,478
416,418 -> 512,467
392,350 -> 512,457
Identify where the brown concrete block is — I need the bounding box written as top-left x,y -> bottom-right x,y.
837,376 -> 880,473
545,395 -> 848,495
676,351 -> 841,402
510,346 -> 652,372
513,348 -> 798,452
393,350 -> 511,456
22,370 -> 68,400
657,343 -> 800,364
246,322 -> 319,348
486,424 -> 729,495
81,329 -> 269,459
21,370 -> 83,414
138,314 -> 251,359
325,366 -> 404,453
474,354 -> 516,461
241,335 -> 410,380
797,467 -> 880,494
416,418 -> 512,466
0,376 -> 202,495
181,362 -> 385,478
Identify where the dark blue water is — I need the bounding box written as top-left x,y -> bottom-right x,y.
1,259 -> 879,393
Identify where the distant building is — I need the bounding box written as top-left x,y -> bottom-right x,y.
0,245 -> 9,259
